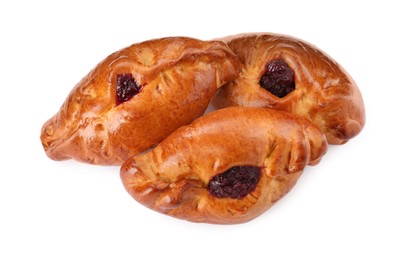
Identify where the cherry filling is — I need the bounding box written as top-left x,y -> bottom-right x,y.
208,166 -> 261,199
259,59 -> 295,98
116,73 -> 141,105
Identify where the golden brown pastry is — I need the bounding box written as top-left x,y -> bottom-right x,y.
120,107 -> 327,224
212,33 -> 365,144
40,37 -> 240,165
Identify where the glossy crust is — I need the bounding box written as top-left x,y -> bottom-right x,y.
120,107 -> 327,224
212,33 -> 365,144
40,37 -> 240,165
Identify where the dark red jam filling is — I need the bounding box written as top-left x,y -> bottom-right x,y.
208,166 -> 261,199
116,73 -> 141,105
259,59 -> 295,98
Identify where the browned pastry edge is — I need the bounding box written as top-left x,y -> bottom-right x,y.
212,32 -> 365,144
40,37 -> 240,165
121,107 -> 327,224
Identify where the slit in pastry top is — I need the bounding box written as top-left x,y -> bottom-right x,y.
116,73 -> 141,105
259,59 -> 295,98
208,166 -> 261,199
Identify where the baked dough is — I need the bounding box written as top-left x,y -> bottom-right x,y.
212,33 -> 365,144
120,107 -> 327,224
40,37 -> 240,165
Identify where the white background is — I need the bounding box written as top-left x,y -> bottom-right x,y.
1,0 -> 402,259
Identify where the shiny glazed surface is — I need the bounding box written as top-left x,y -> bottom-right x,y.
40,37 -> 240,165
120,107 -> 327,224
213,33 -> 365,144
